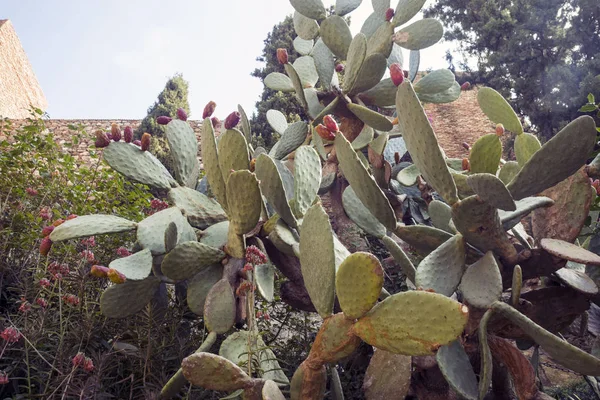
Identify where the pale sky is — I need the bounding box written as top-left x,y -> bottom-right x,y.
3,0 -> 454,120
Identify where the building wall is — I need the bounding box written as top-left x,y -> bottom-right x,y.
0,20 -> 48,118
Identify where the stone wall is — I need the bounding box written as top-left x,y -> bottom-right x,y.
0,20 -> 48,118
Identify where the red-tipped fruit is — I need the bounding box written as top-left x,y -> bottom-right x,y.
141,133 -> 151,151
277,48 -> 289,65
224,111 -> 241,129
157,116 -> 172,125
203,101 -> 217,119
390,63 -> 404,86
124,126 -> 133,143
177,108 -> 188,121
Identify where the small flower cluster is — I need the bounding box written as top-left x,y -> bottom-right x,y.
36,298 -> 48,308
48,261 -> 70,280
80,236 -> 96,247
79,250 -> 95,263
19,301 -> 31,313
26,187 -> 38,196
63,294 -> 80,306
72,352 -> 94,372
1,327 -> 21,344
0,371 -> 8,385
245,245 -> 267,266
256,311 -> 271,320
147,199 -> 169,215
116,247 -> 132,257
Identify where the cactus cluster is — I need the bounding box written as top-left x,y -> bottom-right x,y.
44,0 -> 600,398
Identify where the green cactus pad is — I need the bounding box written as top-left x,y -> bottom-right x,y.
478,310 -> 493,399
342,33 -> 367,93
347,103 -> 393,131
312,96 -> 340,126
498,196 -> 554,230
336,252 -> 384,319
541,238 -> 600,265
451,172 -> 476,199
408,49 -> 420,81
416,81 -> 461,104
310,38 -> 335,90
394,224 -> 453,256
161,242 -> 225,281
305,88 -> 325,119
274,160 -> 295,201
165,119 -> 200,188
477,87 -> 523,135
335,133 -> 396,230
498,161 -> 520,185
274,121 -> 309,160
201,118 -> 228,211
137,207 -> 196,255
255,154 -> 297,229
342,186 -> 386,238
266,109 -> 288,135
309,313 -> 361,364
294,11 -> 320,40
396,164 -> 420,186
466,173 -> 516,211
217,129 -> 250,183
351,125 -> 375,150
393,0 -> 427,26
270,219 -> 299,256
290,362 -> 327,400
199,221 -> 229,249
396,81 -> 459,204
294,146 -> 322,217
381,235 -> 417,283
320,15 -> 352,59
109,248 -> 152,281
49,214 -> 137,242
263,380 -> 286,400
164,222 -> 177,253
181,352 -> 253,392
336,0 -> 362,15
554,268 -> 598,295
226,225 -> 245,258
333,236 -> 352,273
458,251 -> 502,308
414,69 -> 455,94
264,72 -> 295,92
428,200 -> 454,233
514,133 -> 541,167
168,186 -> 227,230
366,21 -> 394,58
491,301 -> 600,376
100,276 -> 161,318
354,291 -> 469,355
255,263 -> 275,302
204,279 -> 235,334
393,18 -> 443,50
511,265 -> 522,306
436,340 -> 478,400
238,104 -> 252,141
415,233 -> 466,296
507,116 -> 597,200
363,349 -> 411,400
469,133 -> 501,174
187,264 -> 223,316
299,203 -> 336,319
348,53 -> 387,95
226,170 -> 262,235
103,142 -> 174,190
290,0 -> 326,20
359,78 -> 398,107
293,56 -> 319,88
373,0 -> 391,16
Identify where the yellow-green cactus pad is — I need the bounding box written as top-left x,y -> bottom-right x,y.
466,173 -> 516,211
187,264 -> 223,316
293,146 -> 322,217
514,133 -> 541,167
308,313 -> 361,363
311,38 -> 335,90
359,78 -> 398,107
109,248 -> 152,281
226,170 -> 262,235
137,207 -> 196,255
204,279 -> 236,334
255,263 -> 276,302
342,186 -> 386,238
342,33 -> 367,93
469,133 -> 501,175
290,0 -> 326,20
458,251 -> 502,308
336,252 -> 384,319
366,21 -> 394,57
168,186 -> 227,230
285,63 -> 309,110
201,118 -> 228,211
217,129 -> 250,184
165,119 -> 200,188
49,214 -> 137,242
477,87 -> 523,134
351,124 -> 375,150
452,172 -> 476,199
499,196 -> 554,231
255,154 -> 297,229
266,109 -> 288,135
414,69 -> 455,94
347,103 -> 393,131
381,235 -> 417,284
264,72 -> 295,92
100,276 -> 161,319
348,53 -> 387,95
415,233 -> 466,296
394,224 -> 452,256
181,352 -> 253,392
237,104 -> 252,141
161,242 -> 225,281
320,15 -> 352,59
353,291 -> 469,355
428,199 -> 454,233
392,18 -> 443,50
396,163 -> 420,186
497,161 -> 520,185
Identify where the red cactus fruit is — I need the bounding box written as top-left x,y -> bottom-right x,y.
323,115 -> 339,133
90,265 -> 110,278
250,158 -> 256,172
203,101 -> 217,119
111,123 -> 121,141
133,139 -> 141,146
224,111 -> 241,129
40,237 -> 52,256
107,268 -> 126,284
141,133 -> 151,151
462,142 -> 471,151
211,116 -> 221,129
157,116 -> 172,125
385,7 -> 395,21
277,48 -> 289,65
316,124 -> 335,141
495,123 -> 505,136
124,126 -> 133,143
390,63 -> 404,86
94,130 -> 110,148
335,63 -> 344,73
462,158 -> 470,171
177,108 -> 188,121
41,225 -> 55,237
461,82 -> 471,91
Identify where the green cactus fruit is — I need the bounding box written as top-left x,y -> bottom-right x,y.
299,203 -> 336,319
255,154 -> 298,229
436,340 -> 478,400
353,290 -> 469,355
334,132 -> 396,231
103,142 -> 175,190
362,349 -> 411,400
358,78 -> 398,107
218,129 -> 250,184
554,268 -> 598,295
201,118 -> 228,212
478,309 -> 494,399
100,276 -> 161,318
284,63 -> 309,110
49,214 -> 137,242
187,264 -> 223,316
264,72 -> 295,92
394,224 -> 453,256
477,87 -> 523,134
348,53 -> 387,95
343,33 -> 367,93
415,233 -> 466,296
181,352 -> 253,391
255,263 -> 276,302
396,163 -> 420,186
204,279 -> 236,334
511,265 -> 522,306
266,109 -> 288,136
347,103 -> 393,131
466,173 -> 516,211
491,301 -> 600,376
320,15 -> 352,59
507,116 -> 597,200
413,69 -> 455,94
199,221 -> 229,249
108,248 -> 153,281
168,186 -> 227,230
498,196 -> 554,231
336,252 -> 384,319
262,380 -> 286,400
137,207 -> 196,255
293,146 -> 322,217
540,238 -> 600,265
497,161 -> 520,186
428,199 -> 454,233
381,235 -> 417,284
458,251 -> 502,308
514,133 -> 541,167
311,38 -> 335,91
165,119 -> 200,188
392,18 -> 443,50
161,242 -> 225,281
351,125 -> 376,150
469,133 -> 502,174
392,0 -> 426,26
308,313 -> 361,364
226,170 -> 262,235
294,11 -> 319,40
395,81 -> 459,204
290,361 -> 327,400
341,186 -> 386,238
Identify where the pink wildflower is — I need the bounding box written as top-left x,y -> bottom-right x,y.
116,247 -> 132,257
19,302 -> 31,313
36,298 -> 48,308
83,357 -> 94,372
26,187 -> 38,196
39,278 -> 51,288
0,371 -> 8,385
1,327 -> 21,344
79,250 -> 95,263
72,352 -> 85,367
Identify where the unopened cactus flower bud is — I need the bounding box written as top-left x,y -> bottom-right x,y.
94,130 -> 110,148
107,268 -> 126,284
390,63 -> 404,86
203,101 -> 217,119
133,139 -> 141,146
90,265 -> 110,278
316,124 -> 335,141
461,82 -> 471,91
462,158 -> 470,171
250,158 -> 256,172
335,63 -> 344,73
141,133 -> 151,151
111,123 -> 121,141
385,7 -> 395,21
40,237 -> 52,256
495,123 -> 505,136
462,142 -> 471,151
41,225 -> 54,237
177,108 -> 188,121
224,111 -> 241,129
277,48 -> 288,65
156,116 -> 172,125
323,115 -> 339,133
123,126 -> 133,143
